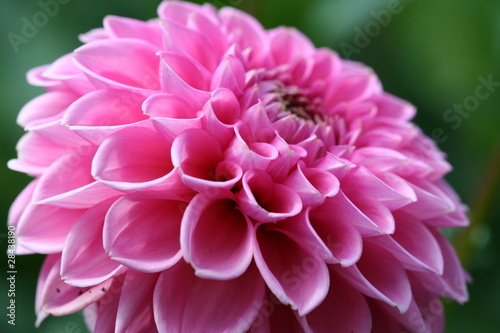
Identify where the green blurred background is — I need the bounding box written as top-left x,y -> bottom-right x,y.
0,0 -> 498,332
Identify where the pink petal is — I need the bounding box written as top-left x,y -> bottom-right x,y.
104,195 -> 184,272
254,225 -> 329,315
342,166 -> 416,210
340,242 -> 412,313
202,88 -> 241,146
325,67 -> 380,108
17,90 -> 79,128
225,124 -> 279,171
7,132 -> 72,176
36,254 -> 113,324
115,271 -> 160,333
308,201 -> 363,266
73,38 -> 161,92
283,160 -> 340,207
162,19 -> 220,71
63,89 -> 149,145
181,191 -> 253,280
171,128 -> 242,191
153,260 -> 265,333
268,27 -> 315,66
371,211 -> 444,274
92,126 -> 181,191
32,145 -> 122,209
16,204 -> 86,254
145,93 -> 203,141
61,199 -> 123,287
210,54 -> 246,94
158,52 -> 211,106
85,277 -> 123,332
303,270 -> 372,333
219,7 -> 269,68
237,169 -> 303,223
104,15 -> 163,48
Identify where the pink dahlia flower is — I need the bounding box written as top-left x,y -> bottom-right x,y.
8,1 -> 469,332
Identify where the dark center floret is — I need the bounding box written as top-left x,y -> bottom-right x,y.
277,85 -> 323,122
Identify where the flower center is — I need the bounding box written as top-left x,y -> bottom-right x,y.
278,85 -> 323,122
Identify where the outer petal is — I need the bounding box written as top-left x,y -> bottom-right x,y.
181,191 -> 253,280
91,126 -> 185,192
7,132 -> 72,176
63,89 -> 149,145
302,270 -> 372,333
104,195 -> 184,272
73,38 -> 161,92
16,204 -> 86,254
254,225 -> 329,315
340,242 -> 412,313
115,271 -> 160,333
33,145 -> 122,208
61,199 -> 123,287
36,254 -> 113,326
153,260 -> 265,333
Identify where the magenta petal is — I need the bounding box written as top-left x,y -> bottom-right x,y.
171,128 -> 242,191
33,145 -> 122,209
61,199 -> 122,287
158,52 -> 212,106
17,91 -> 78,129
342,166 -> 416,211
303,270 -> 372,333
85,277 -> 123,332
92,126 -> 178,191
115,271 -> 160,333
283,161 -> 340,207
103,15 -> 163,48
16,204 -> 86,254
63,89 -> 149,145
254,225 -> 329,315
104,195 -> 184,272
402,178 -> 456,220
237,169 -> 302,223
372,211 -> 444,274
341,242 -> 412,313
181,191 -> 253,280
73,38 -> 161,91
145,93 -> 203,141
153,260 -> 265,333
308,202 -> 363,266
36,254 -> 113,322
7,132 -> 72,176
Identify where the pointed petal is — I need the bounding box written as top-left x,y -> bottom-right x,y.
104,195 -> 184,272
340,242 -> 412,313
237,169 -> 302,223
153,261 -> 265,333
116,271 -> 160,333
61,199 -> 122,287
16,204 -> 86,253
303,270 -> 372,333
254,225 -> 329,315
63,89 -> 149,145
73,38 -> 161,92
181,191 -> 253,280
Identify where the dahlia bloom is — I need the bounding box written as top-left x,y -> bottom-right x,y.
8,1 -> 470,332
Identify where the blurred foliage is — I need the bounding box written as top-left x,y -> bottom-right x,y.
0,0 -> 498,332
